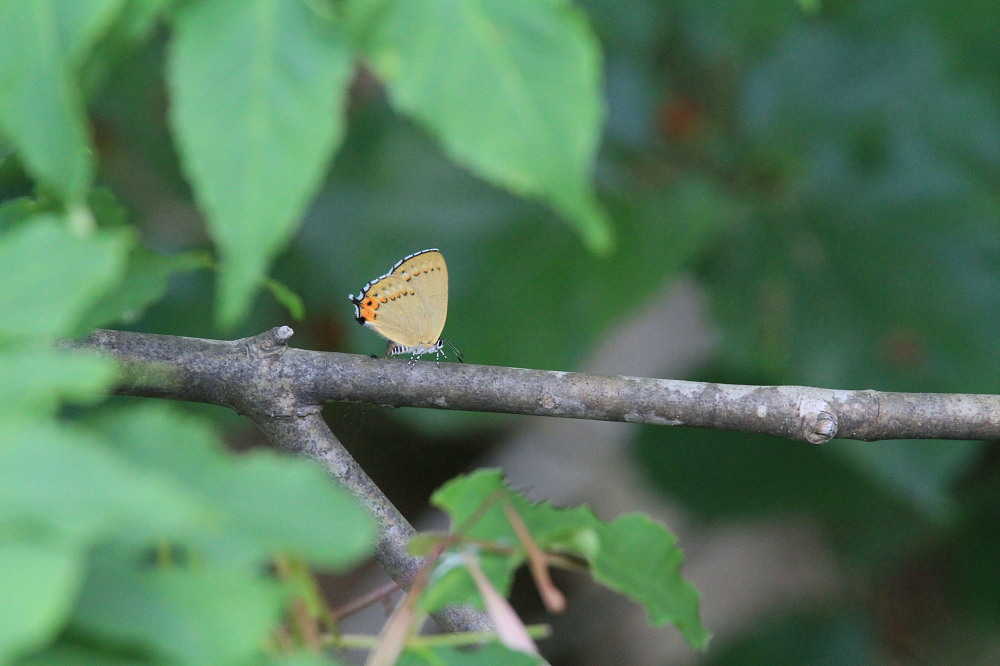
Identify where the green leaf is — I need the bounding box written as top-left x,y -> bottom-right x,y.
93,404 -> 376,569
167,0 -> 355,328
0,347 -> 115,417
0,421 -> 207,546
423,469 -> 709,649
418,548 -> 516,617
261,274 -> 306,320
348,0 -> 611,252
205,452 -> 376,568
88,403 -> 230,486
420,469 -> 586,612
93,0 -> 177,53
0,542 -> 84,665
0,0 -> 122,201
71,549 -> 286,665
591,514 -> 710,649
0,217 -> 128,341
88,187 -> 130,228
0,197 -> 47,230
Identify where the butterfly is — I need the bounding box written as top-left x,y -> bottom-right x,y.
348,249 -> 461,361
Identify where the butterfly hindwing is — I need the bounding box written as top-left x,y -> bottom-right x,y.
349,249 -> 448,356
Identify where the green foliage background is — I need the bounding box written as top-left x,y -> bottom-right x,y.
2,0 -> 1000,663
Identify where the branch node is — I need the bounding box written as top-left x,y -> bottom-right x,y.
240,327 -> 294,358
273,325 -> 294,344
806,410 -> 838,444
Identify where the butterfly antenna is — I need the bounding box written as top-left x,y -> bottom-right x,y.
442,338 -> 464,363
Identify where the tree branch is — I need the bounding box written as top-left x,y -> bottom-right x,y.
75,327 -> 1000,445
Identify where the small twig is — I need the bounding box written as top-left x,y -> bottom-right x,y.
503,502 -> 566,613
272,556 -> 323,652
332,580 -> 403,623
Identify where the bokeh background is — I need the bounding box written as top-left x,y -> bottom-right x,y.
46,1 -> 1000,663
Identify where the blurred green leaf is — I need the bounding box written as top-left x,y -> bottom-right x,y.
0,542 -> 84,665
108,0 -> 174,43
672,0 -> 802,61
262,656 -> 345,666
688,26 -> 1000,564
2,403 -> 370,664
0,0 -> 122,201
0,217 -> 128,341
0,421 -> 207,546
795,0 -> 822,14
71,548 -> 286,665
87,187 -> 129,229
347,0 -> 612,252
167,0 -> 355,329
85,0 -> 176,78
261,274 -> 306,321
15,641 -> 149,666
423,469 -> 709,649
0,347 -> 115,417
205,453 -> 376,568
914,0 -> 1000,87
0,197 -> 46,230
92,403 -> 376,569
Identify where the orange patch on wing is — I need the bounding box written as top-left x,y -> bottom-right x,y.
359,295 -> 387,322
